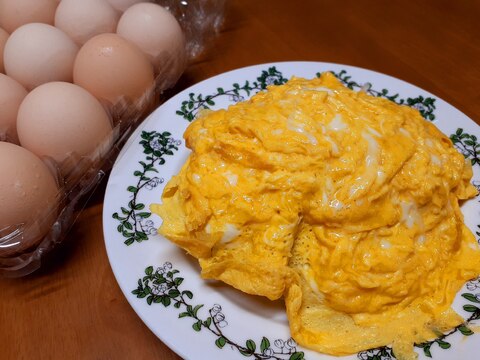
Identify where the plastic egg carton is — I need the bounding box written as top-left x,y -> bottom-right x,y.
0,0 -> 226,276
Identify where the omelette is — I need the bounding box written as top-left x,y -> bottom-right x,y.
151,72 -> 480,360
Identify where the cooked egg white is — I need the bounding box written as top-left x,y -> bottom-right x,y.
151,72 -> 480,360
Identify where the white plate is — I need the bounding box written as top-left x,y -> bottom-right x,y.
102,62 -> 480,360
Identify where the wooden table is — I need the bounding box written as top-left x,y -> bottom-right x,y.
1,1 -> 479,359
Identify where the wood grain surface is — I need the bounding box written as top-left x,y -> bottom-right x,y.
1,1 -> 479,359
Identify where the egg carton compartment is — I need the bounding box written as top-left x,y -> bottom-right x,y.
0,0 -> 226,277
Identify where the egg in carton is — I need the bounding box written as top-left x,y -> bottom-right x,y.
0,0 -> 226,276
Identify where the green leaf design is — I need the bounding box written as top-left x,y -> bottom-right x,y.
239,349 -> 252,357
203,317 -> 212,328
182,290 -> 193,299
133,263 -> 309,360
436,340 -> 451,349
136,231 -> 148,241
462,293 -> 480,303
192,304 -> 203,317
450,128 -> 480,167
458,325 -> 474,336
137,212 -> 151,219
134,203 -> 145,210
215,336 -> 227,349
162,296 -> 171,307
246,339 -> 256,352
168,289 -> 180,298
113,130 -> 179,245
260,337 -> 270,352
289,353 -> 304,360
463,304 -> 479,312
192,320 -> 202,332
423,344 -> 432,358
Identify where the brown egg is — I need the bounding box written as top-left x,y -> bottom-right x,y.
0,0 -> 58,33
0,142 -> 59,256
55,0 -> 120,45
17,82 -> 113,174
0,27 -> 8,73
116,2 -> 186,84
0,74 -> 27,144
105,0 -> 143,12
3,23 -> 79,90
73,33 -> 154,105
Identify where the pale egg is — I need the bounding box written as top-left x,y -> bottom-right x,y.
55,0 -> 120,45
0,0 -> 58,33
116,2 -> 186,82
0,74 -> 27,144
73,33 -> 154,105
0,27 -> 8,73
3,23 -> 79,90
17,82 -> 113,173
0,142 -> 59,256
105,0 -> 144,12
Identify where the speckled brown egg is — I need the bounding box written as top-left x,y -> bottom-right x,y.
73,33 -> 154,105
0,142 -> 59,256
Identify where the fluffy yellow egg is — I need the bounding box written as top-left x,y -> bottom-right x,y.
153,73 -> 480,360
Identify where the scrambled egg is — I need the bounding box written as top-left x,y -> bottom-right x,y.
151,73 -> 480,359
